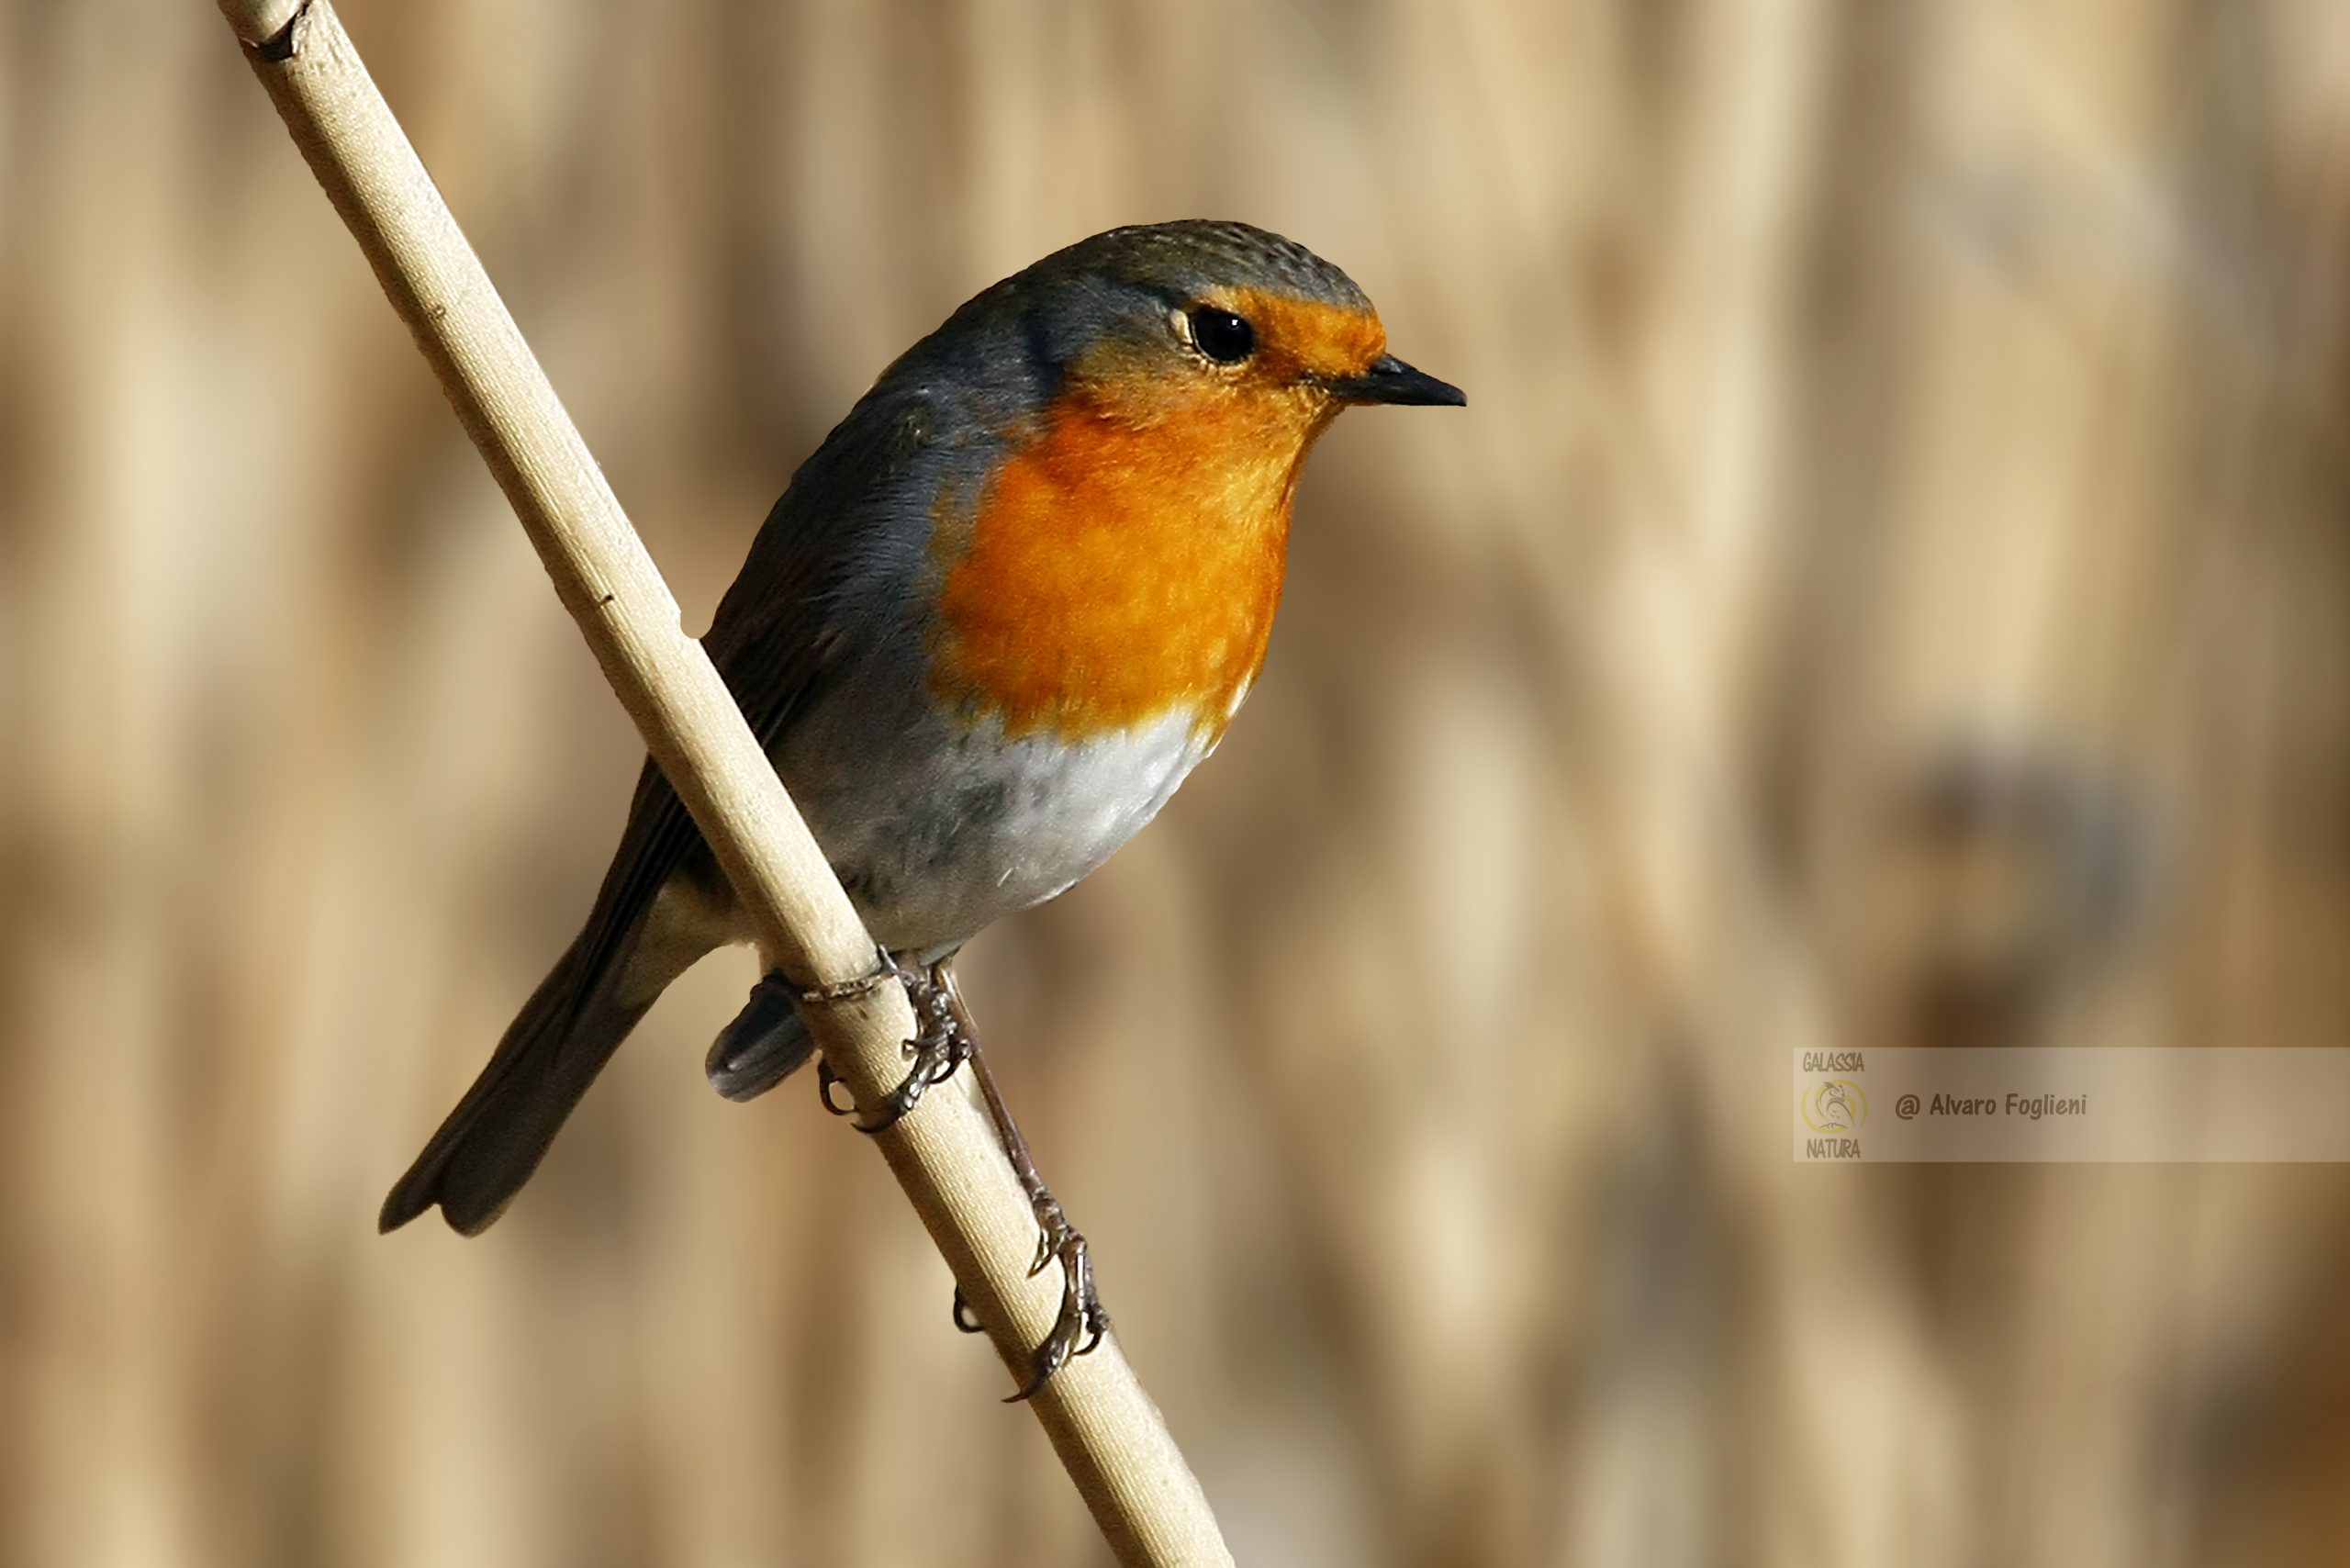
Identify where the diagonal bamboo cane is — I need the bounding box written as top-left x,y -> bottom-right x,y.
209,3 -> 1235,1562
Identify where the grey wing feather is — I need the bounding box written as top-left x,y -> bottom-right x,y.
377,386 -> 942,1234
561,387 -> 946,1004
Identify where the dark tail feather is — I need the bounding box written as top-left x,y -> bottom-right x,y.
704,969 -> 817,1102
379,931 -> 655,1236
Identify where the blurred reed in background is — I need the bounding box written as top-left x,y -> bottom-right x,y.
3,1 -> 2347,1564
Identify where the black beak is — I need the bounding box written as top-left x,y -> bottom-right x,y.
1327,353 -> 1467,408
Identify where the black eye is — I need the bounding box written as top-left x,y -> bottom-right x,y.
1185,307 -> 1256,364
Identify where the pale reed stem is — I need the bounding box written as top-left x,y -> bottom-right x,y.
208,3 -> 1235,1562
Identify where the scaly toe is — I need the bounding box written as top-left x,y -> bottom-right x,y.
851,1025 -> 968,1134
812,961 -> 975,1134
1005,1226 -> 1109,1403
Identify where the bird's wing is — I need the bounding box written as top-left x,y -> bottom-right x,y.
561,386 -> 948,1006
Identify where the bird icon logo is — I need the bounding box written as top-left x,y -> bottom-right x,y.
1803,1079 -> 1868,1132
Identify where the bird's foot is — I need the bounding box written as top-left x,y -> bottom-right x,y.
951,1166 -> 1112,1401
816,956 -> 969,1134
816,956 -> 1110,1397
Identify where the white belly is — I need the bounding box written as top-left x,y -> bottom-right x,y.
788,704 -> 1218,956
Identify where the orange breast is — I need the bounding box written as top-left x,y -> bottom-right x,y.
929,390 -> 1315,741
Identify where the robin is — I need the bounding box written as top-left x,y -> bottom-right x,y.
380,218 -> 1463,1392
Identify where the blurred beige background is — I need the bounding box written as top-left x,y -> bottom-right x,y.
5,1 -> 2349,1564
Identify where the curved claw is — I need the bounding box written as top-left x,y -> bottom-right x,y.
851,1058 -> 932,1134
1077,1306 -> 1109,1360
816,1058 -> 859,1117
812,963 -> 975,1134
952,1288 -> 985,1335
851,1028 -> 969,1135
1009,1344 -> 1074,1403
1026,1194 -> 1069,1275
1003,1226 -> 1110,1403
